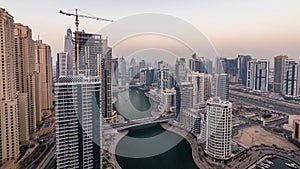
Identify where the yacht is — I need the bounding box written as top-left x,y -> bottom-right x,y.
285,162 -> 299,169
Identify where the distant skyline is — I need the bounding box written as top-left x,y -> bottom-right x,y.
2,0 -> 300,62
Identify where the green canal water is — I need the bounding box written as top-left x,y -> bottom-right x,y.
114,88 -> 198,169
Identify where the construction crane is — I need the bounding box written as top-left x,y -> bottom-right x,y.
59,9 -> 113,75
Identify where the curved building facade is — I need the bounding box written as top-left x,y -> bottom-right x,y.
205,97 -> 232,161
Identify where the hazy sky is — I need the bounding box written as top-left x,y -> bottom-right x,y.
2,0 -> 300,63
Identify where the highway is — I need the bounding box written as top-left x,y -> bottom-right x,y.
230,90 -> 300,115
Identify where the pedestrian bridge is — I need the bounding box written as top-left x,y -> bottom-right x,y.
110,115 -> 175,131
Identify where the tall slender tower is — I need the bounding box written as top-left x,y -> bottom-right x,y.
238,55 -> 252,85
0,8 -> 19,165
35,40 -> 53,112
188,72 -> 205,109
205,97 -> 232,161
55,77 -> 101,169
214,73 -> 229,101
101,47 -> 116,123
64,28 -> 73,76
247,59 -> 269,92
274,55 -> 288,93
282,59 -> 299,98
14,23 -> 40,133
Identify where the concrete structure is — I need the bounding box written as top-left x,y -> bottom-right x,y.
161,88 -> 176,113
292,117 -> 300,142
237,54 -> 252,85
0,8 -> 20,165
205,97 -> 232,161
282,59 -> 299,98
54,76 -> 102,169
35,40 -> 53,112
247,59 -> 269,92
273,55 -> 288,93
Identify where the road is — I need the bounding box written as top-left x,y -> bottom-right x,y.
230,91 -> 300,115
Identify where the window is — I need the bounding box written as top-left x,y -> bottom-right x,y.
295,123 -> 299,139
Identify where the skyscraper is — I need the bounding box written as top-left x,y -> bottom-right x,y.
77,31 -> 103,77
15,23 -> 41,133
0,7 -> 19,165
204,59 -> 213,75
189,53 -> 205,73
214,73 -> 229,101
188,72 -> 205,109
175,82 -> 193,120
101,47 -> 116,123
282,59 -> 299,98
238,55 -> 252,85
158,66 -> 171,92
35,40 -> 53,112
179,108 -> 201,134
64,28 -> 73,76
224,58 -> 238,83
56,52 -> 68,79
112,58 -> 119,86
274,55 -> 288,93
161,88 -> 177,113
55,77 -> 101,169
215,57 -> 226,74
175,58 -> 187,83
145,67 -> 155,86
119,56 -> 126,86
205,97 -> 232,161
247,59 -> 269,92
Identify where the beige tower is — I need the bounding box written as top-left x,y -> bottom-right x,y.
35,40 -> 53,114
0,8 -> 20,165
17,93 -> 29,145
14,23 -> 41,134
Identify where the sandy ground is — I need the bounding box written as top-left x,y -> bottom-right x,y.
233,125 -> 298,151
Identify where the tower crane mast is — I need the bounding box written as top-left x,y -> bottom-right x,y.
59,9 -> 113,75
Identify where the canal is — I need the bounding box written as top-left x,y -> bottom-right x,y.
114,87 -> 198,169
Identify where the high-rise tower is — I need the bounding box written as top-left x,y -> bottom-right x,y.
55,77 -> 101,169
274,55 -> 288,93
205,97 -> 232,161
237,55 -> 252,85
247,59 -> 269,92
14,23 -> 41,133
282,59 -> 299,98
35,40 -> 53,112
0,7 -> 19,165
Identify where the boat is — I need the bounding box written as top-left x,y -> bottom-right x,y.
264,159 -> 273,165
260,162 -> 270,168
285,163 -> 299,169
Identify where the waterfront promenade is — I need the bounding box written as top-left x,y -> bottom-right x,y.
160,123 -> 211,169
